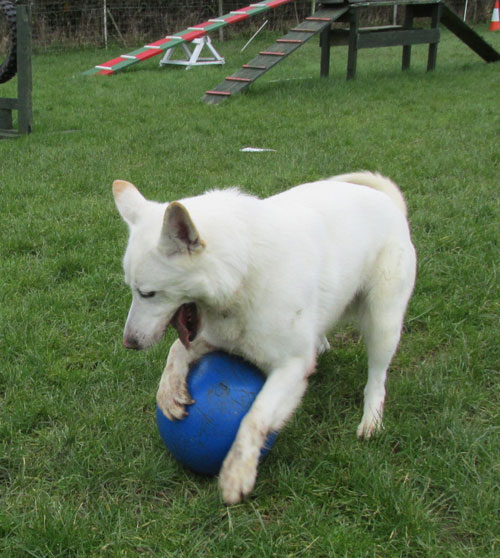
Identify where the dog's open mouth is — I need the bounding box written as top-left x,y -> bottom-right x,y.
170,303 -> 199,348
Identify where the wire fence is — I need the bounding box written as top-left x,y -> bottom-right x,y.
28,1 -> 313,50
7,1 -> 495,51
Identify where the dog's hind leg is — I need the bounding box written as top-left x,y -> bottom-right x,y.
219,356 -> 310,504
157,338 -> 213,420
357,312 -> 402,439
357,246 -> 416,439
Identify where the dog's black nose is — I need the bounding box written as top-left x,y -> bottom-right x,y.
123,336 -> 141,350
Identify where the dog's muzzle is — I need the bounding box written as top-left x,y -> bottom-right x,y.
122,336 -> 142,350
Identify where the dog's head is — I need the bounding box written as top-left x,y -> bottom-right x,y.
113,180 -> 205,350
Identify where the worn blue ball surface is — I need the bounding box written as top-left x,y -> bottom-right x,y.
156,351 -> 276,476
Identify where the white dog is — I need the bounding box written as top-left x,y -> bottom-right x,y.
113,172 -> 416,504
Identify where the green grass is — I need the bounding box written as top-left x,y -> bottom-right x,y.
1,28 -> 499,557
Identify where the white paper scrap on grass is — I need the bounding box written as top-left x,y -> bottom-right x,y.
240,147 -> 277,152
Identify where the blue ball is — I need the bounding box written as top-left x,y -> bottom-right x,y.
156,351 -> 277,476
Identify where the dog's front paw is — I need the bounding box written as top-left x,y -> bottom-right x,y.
219,448 -> 259,505
156,378 -> 194,421
317,335 -> 331,355
356,415 -> 383,439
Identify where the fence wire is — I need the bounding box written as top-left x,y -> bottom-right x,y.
11,1 -> 493,50
29,1 -> 312,49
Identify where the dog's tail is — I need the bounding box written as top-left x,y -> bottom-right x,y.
332,171 -> 407,217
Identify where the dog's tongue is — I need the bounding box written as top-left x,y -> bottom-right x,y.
170,303 -> 198,348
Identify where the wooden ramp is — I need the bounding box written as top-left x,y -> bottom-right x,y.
440,4 -> 500,63
202,6 -> 349,104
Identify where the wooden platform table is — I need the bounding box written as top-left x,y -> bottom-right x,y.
320,0 -> 445,79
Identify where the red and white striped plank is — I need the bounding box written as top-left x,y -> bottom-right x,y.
83,0 -> 295,76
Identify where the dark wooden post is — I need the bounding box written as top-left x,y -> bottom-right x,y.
0,2 -> 32,138
427,2 -> 441,71
17,2 -> 33,134
346,8 -> 359,80
402,4 -> 414,70
320,26 -> 331,77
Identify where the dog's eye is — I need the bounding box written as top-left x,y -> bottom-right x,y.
138,290 -> 156,299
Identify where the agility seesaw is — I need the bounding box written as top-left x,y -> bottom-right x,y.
82,0 -> 295,76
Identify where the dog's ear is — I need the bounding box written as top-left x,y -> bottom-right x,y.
112,180 -> 147,226
161,202 -> 205,256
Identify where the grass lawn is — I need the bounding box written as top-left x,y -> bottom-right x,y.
1,25 -> 499,557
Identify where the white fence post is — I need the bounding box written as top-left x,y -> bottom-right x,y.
103,0 -> 108,48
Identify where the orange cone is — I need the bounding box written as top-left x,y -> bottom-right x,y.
490,0 -> 500,31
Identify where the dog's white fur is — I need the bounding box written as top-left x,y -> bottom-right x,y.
113,172 -> 416,504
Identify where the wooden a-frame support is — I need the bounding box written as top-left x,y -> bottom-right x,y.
160,35 -> 225,69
